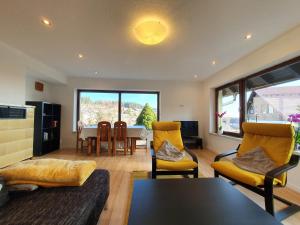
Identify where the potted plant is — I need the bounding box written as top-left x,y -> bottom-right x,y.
288,113 -> 300,150
216,111 -> 226,135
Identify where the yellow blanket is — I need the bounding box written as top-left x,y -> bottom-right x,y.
0,159 -> 96,187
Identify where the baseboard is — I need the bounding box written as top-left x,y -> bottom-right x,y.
287,183 -> 300,194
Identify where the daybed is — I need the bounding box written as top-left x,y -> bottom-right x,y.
0,169 -> 109,225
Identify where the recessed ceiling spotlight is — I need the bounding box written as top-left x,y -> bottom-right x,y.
78,54 -> 84,59
212,60 -> 216,65
194,75 -> 198,78
94,71 -> 99,75
41,17 -> 53,27
245,33 -> 252,40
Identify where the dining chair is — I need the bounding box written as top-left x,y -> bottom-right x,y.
76,121 -> 97,154
113,121 -> 129,155
96,121 -> 112,156
76,121 -> 87,152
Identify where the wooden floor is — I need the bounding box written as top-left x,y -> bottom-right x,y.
44,148 -> 300,225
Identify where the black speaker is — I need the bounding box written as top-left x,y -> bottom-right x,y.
0,177 -> 9,207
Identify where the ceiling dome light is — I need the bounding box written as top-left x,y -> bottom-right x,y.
134,20 -> 168,45
41,17 -> 53,27
245,33 -> 252,40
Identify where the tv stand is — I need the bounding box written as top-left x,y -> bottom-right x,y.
182,136 -> 203,149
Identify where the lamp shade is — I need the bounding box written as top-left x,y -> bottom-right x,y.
134,20 -> 168,45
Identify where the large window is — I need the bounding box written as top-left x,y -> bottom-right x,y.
216,56 -> 300,137
77,90 -> 159,128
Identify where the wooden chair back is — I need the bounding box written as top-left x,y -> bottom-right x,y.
97,121 -> 112,141
114,121 -> 127,141
96,121 -> 112,156
113,121 -> 128,155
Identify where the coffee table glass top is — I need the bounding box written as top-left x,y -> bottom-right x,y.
128,178 -> 282,225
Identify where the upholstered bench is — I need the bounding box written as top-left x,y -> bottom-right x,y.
0,169 -> 109,225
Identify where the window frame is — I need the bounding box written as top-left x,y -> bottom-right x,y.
76,89 -> 160,126
215,56 -> 300,137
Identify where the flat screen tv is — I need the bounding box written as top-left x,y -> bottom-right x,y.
177,121 -> 198,137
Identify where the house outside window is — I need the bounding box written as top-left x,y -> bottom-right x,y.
215,56 -> 300,137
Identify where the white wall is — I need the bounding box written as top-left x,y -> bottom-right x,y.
201,25 -> 300,192
51,77 -> 202,148
0,42 -> 26,105
0,40 -> 67,106
25,76 -> 54,102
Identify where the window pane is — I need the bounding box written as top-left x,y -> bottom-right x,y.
121,93 -> 158,129
246,63 -> 300,124
79,92 -> 118,127
217,83 -> 240,133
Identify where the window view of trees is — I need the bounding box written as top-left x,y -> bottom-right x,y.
79,92 -> 119,127
136,103 -> 157,129
78,91 -> 159,128
121,93 -> 158,128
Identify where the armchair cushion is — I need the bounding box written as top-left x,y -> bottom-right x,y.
211,161 -> 283,187
156,153 -> 198,171
239,123 -> 294,166
152,122 -> 184,152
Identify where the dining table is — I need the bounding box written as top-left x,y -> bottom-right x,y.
80,125 -> 150,154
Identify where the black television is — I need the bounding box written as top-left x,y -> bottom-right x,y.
177,121 -> 198,137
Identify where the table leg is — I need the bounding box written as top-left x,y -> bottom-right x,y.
130,138 -> 133,155
88,137 -> 92,155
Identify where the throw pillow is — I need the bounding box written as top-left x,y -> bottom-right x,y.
156,140 -> 185,162
233,146 -> 277,175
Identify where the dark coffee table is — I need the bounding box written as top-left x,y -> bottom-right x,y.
128,178 -> 282,225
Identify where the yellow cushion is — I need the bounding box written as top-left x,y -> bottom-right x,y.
238,122 -> 294,184
152,121 -> 184,152
157,155 -> 198,171
239,123 -> 294,165
211,161 -> 283,187
0,159 -> 96,187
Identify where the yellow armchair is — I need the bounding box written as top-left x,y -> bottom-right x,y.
151,121 -> 198,178
211,122 -> 300,220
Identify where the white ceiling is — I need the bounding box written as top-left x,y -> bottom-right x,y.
1,0 -> 300,81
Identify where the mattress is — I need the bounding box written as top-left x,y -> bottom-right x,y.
0,169 -> 110,225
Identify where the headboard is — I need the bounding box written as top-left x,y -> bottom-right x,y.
0,105 -> 34,168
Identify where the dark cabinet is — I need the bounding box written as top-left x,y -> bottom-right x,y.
26,101 -> 61,156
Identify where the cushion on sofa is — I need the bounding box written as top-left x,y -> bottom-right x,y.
0,159 -> 96,187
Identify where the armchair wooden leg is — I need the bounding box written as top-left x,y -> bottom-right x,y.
265,182 -> 275,216
152,170 -> 157,179
152,156 -> 157,179
193,167 -> 198,178
214,170 -> 219,178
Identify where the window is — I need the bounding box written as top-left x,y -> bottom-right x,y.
77,90 -> 159,128
216,83 -> 241,135
245,65 -> 300,124
121,93 -> 158,127
215,56 -> 300,137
